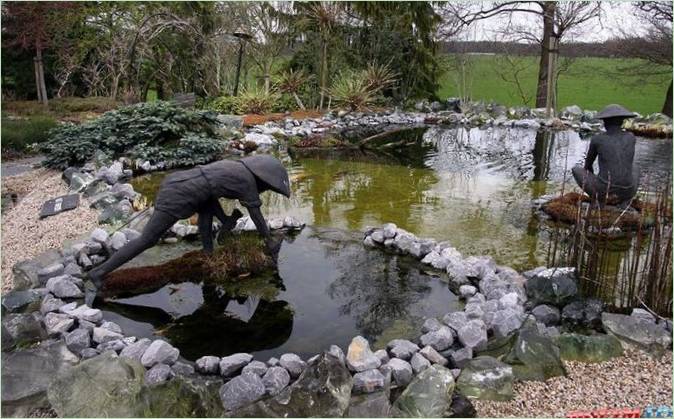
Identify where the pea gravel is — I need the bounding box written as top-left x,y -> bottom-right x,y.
2,168 -> 98,292
473,347 -> 673,417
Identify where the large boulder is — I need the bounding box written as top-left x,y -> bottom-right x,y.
525,267 -> 578,307
1,290 -> 41,314
136,375 -> 224,417
560,299 -> 604,331
456,356 -> 513,401
1,345 -> 62,416
392,364 -> 455,417
2,313 -> 47,346
346,390 -> 391,418
503,323 -> 566,381
554,333 -> 623,363
47,351 -> 146,417
219,372 -> 266,412
228,353 -> 353,418
601,312 -> 672,353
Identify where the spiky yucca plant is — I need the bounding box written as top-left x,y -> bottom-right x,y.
234,87 -> 281,115
274,69 -> 312,110
364,62 -> 398,93
328,70 -> 378,111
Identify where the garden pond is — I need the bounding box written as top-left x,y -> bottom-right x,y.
100,125 -> 671,361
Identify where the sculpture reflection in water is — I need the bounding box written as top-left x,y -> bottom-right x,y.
100,275 -> 293,361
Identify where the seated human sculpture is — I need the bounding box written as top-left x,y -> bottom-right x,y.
86,155 -> 290,302
571,104 -> 640,208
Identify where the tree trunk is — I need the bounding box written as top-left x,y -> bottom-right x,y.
34,58 -> 43,103
36,48 -> 48,105
319,37 -> 328,109
535,2 -> 555,109
293,92 -> 306,110
662,79 -> 673,118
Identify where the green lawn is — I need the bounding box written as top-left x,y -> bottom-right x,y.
438,54 -> 671,115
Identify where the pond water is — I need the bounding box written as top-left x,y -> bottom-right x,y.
110,125 -> 671,360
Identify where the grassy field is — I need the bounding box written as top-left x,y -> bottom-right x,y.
438,55 -> 671,115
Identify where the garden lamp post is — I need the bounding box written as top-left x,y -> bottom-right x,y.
233,32 -> 253,97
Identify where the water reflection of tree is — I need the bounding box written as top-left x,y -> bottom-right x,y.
317,232 -> 435,339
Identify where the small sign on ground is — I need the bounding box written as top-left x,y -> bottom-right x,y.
39,194 -> 80,219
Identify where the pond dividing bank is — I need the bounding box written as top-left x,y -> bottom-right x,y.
2,110 -> 672,417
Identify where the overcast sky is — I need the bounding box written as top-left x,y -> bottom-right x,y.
455,1 -> 645,42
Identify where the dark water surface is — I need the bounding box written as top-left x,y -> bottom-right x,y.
112,126 -> 671,360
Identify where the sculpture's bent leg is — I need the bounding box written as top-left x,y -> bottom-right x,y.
572,165 -> 606,205
88,210 -> 179,287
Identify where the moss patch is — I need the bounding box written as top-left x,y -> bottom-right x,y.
102,234 -> 273,298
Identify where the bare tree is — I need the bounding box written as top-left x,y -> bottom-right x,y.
608,1 -> 672,116
445,1 -> 602,109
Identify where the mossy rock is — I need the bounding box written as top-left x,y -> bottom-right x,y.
554,333 -> 623,363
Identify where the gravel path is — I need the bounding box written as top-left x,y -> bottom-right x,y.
474,348 -> 673,417
1,169 -> 98,293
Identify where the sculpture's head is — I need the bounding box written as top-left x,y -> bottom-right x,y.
240,155 -> 291,198
596,104 -> 636,129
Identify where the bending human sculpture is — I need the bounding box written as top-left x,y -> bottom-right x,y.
87,155 -> 290,295
571,104 -> 640,207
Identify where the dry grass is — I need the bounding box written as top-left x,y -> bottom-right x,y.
1,169 -> 99,293
541,192 -> 658,230
102,234 -> 273,298
474,348 -> 673,417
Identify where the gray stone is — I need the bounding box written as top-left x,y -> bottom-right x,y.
219,372 -> 268,411
602,312 -> 672,353
346,336 -> 381,372
3,313 -> 46,346
464,302 -> 484,319
499,292 -> 521,309
219,353 -> 253,377
384,358 -> 413,387
68,171 -> 95,192
419,345 -> 448,366
2,290 -> 40,313
267,357 -> 279,367
47,351 -> 146,417
458,319 -> 488,350
353,369 -> 386,394
241,360 -> 268,376
58,302 -> 77,314
393,365 -> 456,417
63,262 -> 83,278
145,363 -> 174,386
456,356 -> 513,401
491,308 -> 525,338
171,361 -> 195,376
44,312 -> 75,336
279,353 -> 307,378
370,230 -> 385,243
631,308 -> 657,323
65,328 -> 91,354
92,327 -> 123,344
525,267 -> 578,306
37,263 -> 65,284
90,228 -> 109,244
141,340 -> 180,367
443,311 -> 468,332
194,355 -> 220,374
97,339 -> 126,353
66,305 -> 102,323
448,347 -> 473,369
46,275 -> 83,299
459,285 -> 477,298
387,339 -> 420,360
422,317 -> 443,333
120,338 -> 151,362
230,354 -> 352,418
419,326 -> 454,351
80,348 -> 99,359
262,366 -> 290,396
374,349 -> 390,364
100,320 -> 122,334
382,223 -> 397,239
109,231 -> 127,251
12,259 -> 41,290
410,352 -> 431,374
532,304 -> 561,326
561,298 -> 604,331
